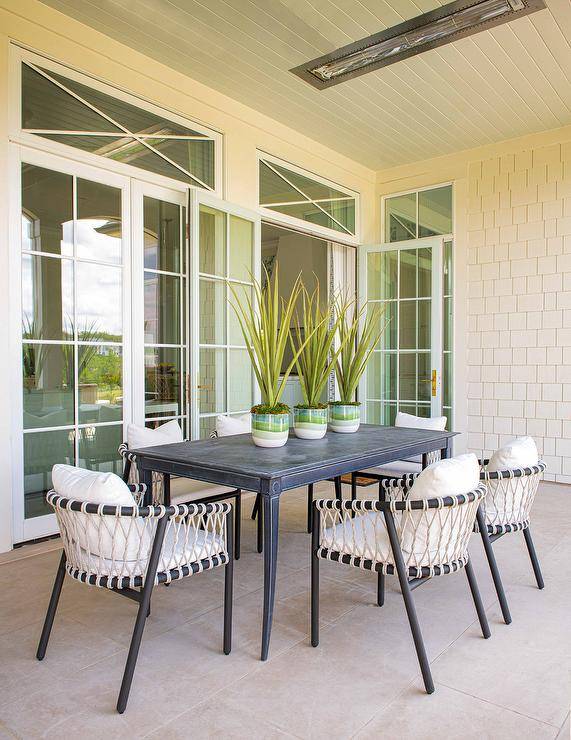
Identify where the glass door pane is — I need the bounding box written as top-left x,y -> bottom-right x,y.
140,191 -> 188,435
192,194 -> 260,439
361,237 -> 448,426
20,161 -> 127,532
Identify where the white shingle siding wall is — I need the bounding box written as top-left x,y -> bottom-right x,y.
466,140 -> 571,483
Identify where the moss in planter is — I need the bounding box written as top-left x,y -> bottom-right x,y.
294,403 -> 328,410
251,402 -> 290,415
329,400 -> 361,406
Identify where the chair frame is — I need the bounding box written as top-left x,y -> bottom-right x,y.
311,484 -> 490,695
36,485 -> 234,714
476,460 -> 546,626
119,443 -> 242,560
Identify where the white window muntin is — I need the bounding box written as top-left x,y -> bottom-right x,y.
380,181 -> 454,243
10,45 -> 223,196
257,151 -> 360,245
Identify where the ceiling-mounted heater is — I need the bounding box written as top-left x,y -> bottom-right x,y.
291,0 -> 545,89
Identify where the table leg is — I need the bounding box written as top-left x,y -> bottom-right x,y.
141,466 -> 153,506
441,436 -> 453,459
261,490 -> 280,661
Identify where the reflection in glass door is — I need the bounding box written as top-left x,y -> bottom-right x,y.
192,193 -> 261,439
19,159 -> 128,537
360,237 -> 453,428
134,185 -> 188,435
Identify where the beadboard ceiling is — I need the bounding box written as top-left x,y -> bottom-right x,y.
39,0 -> 571,170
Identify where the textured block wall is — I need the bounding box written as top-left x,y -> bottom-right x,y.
466,140 -> 571,482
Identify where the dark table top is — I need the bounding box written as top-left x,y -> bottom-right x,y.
132,425 -> 457,491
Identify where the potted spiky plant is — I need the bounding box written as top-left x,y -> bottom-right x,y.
330,299 -> 386,433
289,285 -> 349,440
229,265 -> 318,448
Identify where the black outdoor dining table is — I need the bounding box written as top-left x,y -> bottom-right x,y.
132,423 -> 457,661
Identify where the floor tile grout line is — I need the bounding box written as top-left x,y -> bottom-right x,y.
436,679 -> 563,730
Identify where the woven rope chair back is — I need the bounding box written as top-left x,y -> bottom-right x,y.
318,482 -> 486,578
118,443 -> 164,504
479,461 -> 546,534
47,492 -> 229,589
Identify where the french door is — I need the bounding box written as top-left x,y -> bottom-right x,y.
359,236 -> 453,427
14,148 -> 131,541
13,150 -> 260,543
190,190 -> 261,439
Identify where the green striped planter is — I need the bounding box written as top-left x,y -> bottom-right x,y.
293,407 -> 328,440
251,412 -> 289,448
329,403 -> 360,434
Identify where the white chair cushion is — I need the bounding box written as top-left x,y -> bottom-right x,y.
52,464 -> 135,507
322,512 -> 393,565
169,476 -> 236,505
484,437 -> 539,527
407,454 -> 480,501
215,413 -> 251,437
83,523 -> 225,578
52,465 -> 142,563
402,454 -> 480,565
127,420 -> 183,450
487,436 -> 538,472
395,411 -> 447,431
362,460 -> 422,478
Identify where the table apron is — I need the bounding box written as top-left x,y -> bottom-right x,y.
135,437 -> 449,497
279,438 -> 449,491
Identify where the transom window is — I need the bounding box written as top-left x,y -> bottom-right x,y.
259,155 -> 357,237
20,58 -> 219,190
385,185 -> 452,243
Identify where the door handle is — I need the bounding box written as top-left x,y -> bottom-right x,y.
431,369 -> 437,397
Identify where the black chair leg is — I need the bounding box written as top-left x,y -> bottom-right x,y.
251,493 -> 260,520
37,551 -> 67,661
464,559 -> 491,639
257,500 -> 263,554
385,510 -> 434,694
477,508 -> 512,625
234,492 -> 241,560
377,571 -> 385,607
117,517 -> 167,714
311,505 -> 320,647
307,484 -> 314,533
523,527 -> 544,589
224,508 -> 234,655
334,476 -> 342,504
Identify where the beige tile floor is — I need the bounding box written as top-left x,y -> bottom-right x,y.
0,480 -> 569,739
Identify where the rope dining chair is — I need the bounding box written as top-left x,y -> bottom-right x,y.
36,476 -> 234,714
119,441 -> 242,560
475,459 -> 547,625
311,463 -> 489,694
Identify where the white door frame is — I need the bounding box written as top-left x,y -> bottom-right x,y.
11,145 -> 132,542
358,235 -> 446,422
189,189 -> 262,440
131,180 -> 188,433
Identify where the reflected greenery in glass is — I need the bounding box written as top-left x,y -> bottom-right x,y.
145,347 -> 182,419
22,344 -> 74,429
24,428 -> 74,518
78,345 -> 122,423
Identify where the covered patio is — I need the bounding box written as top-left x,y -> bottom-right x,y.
0,0 -> 570,736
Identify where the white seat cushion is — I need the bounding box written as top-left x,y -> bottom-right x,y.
127,420 -> 183,450
322,512 -> 393,565
169,476 -> 236,505
362,460 -> 422,478
82,523 -> 225,578
215,413 -> 251,437
487,436 -> 538,472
